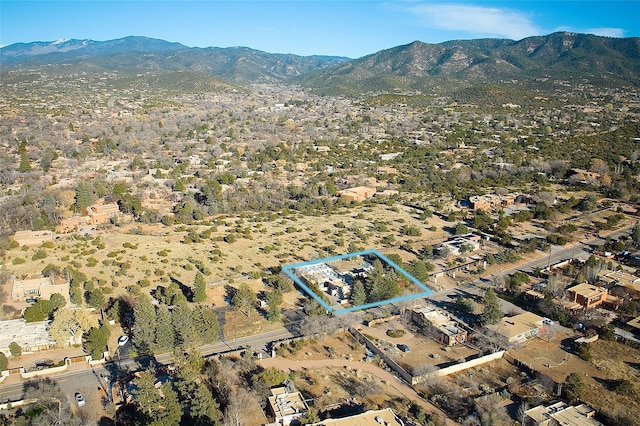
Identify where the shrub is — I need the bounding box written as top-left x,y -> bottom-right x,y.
32,249 -> 47,261
386,329 -> 406,338
0,352 -> 7,370
9,342 -> 22,358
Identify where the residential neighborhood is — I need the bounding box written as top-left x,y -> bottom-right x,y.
1,25 -> 640,426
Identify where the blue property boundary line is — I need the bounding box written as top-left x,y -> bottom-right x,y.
282,249 -> 433,315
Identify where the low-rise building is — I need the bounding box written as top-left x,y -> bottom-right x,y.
58,202 -> 121,231
599,270 -> 640,299
12,230 -> 55,246
487,311 -> 545,344
308,408 -> 404,426
336,186 -> 376,203
524,401 -> 601,426
410,305 -> 468,346
0,319 -> 57,355
438,233 -> 481,257
566,283 -> 608,310
267,381 -> 309,426
11,275 -> 70,303
468,193 -> 517,211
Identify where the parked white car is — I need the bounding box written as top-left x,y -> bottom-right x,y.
75,393 -> 85,407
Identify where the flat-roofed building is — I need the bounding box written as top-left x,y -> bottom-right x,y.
336,186 -> 376,203
11,275 -> 70,303
599,270 -> 640,299
566,283 -> 608,309
410,305 -> 468,346
525,401 -> 601,426
0,319 -> 57,355
438,233 -> 481,257
267,382 -> 309,426
487,311 -> 545,344
87,203 -> 120,225
308,408 -> 404,426
12,230 -> 55,246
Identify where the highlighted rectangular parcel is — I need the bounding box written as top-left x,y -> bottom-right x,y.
282,249 -> 433,314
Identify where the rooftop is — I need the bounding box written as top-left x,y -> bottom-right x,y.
309,408 -> 404,426
487,311 -> 544,340
567,282 -> 607,298
0,319 -> 57,355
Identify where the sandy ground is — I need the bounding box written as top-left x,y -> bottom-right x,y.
259,356 -> 458,425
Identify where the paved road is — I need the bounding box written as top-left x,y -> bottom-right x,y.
0,327 -> 298,404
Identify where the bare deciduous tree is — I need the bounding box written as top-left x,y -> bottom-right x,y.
223,387 -> 258,426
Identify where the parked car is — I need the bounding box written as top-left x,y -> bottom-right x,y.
397,344 -> 410,352
118,335 -> 129,346
75,393 -> 85,407
25,298 -> 36,303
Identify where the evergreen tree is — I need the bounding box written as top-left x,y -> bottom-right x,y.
193,272 -> 206,303
193,305 -> 219,344
133,294 -> 157,355
8,342 -> 21,358
18,140 -> 31,172
265,289 -> 283,322
350,281 -> 367,306
75,181 -> 94,212
133,370 -> 182,425
84,325 -> 110,360
0,352 -> 7,370
231,283 -> 258,318
154,305 -> 175,351
481,288 -> 503,325
190,383 -> 222,426
632,222 -> 640,244
564,372 -> 585,401
172,301 -> 196,347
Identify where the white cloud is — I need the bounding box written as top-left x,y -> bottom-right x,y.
402,3 -> 541,40
585,27 -> 625,38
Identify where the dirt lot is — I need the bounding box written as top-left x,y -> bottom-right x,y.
359,317 -> 480,374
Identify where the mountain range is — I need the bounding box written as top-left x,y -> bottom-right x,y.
2,33 -> 640,95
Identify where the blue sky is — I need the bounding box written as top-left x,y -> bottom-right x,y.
2,1 -> 639,58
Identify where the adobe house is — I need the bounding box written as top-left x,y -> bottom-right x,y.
524,401 -> 601,426
58,202 -> 121,231
306,408 -> 405,426
12,230 -> 55,246
410,306 -> 468,346
566,283 -> 608,310
487,311 -> 545,344
267,381 -> 309,426
336,186 -> 376,203
87,203 -> 120,225
11,275 -> 70,303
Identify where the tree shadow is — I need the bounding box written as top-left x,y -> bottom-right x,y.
170,276 -> 193,302
224,285 -> 237,303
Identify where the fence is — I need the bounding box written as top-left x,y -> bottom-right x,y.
348,326 -> 414,383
